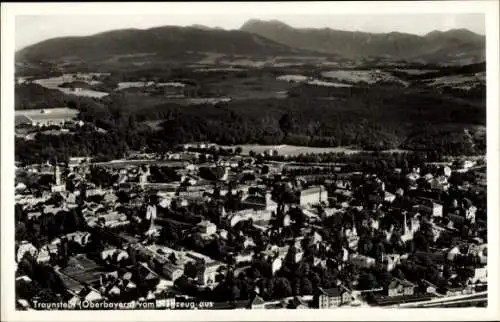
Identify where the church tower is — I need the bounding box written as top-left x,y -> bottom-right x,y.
403,211 -> 408,236
54,164 -> 62,186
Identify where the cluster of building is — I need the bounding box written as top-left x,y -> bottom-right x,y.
14,145 -> 487,309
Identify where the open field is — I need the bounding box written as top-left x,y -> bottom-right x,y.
33,75 -> 109,98
219,144 -> 410,156
322,69 -> 408,86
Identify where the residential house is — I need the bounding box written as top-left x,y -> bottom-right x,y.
235,250 -> 255,264
384,192 -> 396,203
271,256 -> 283,275
314,286 -> 351,308
419,279 -> 438,295
36,244 -> 58,263
162,263 -> 184,281
197,261 -> 223,286
241,192 -> 277,212
413,199 -> 443,218
66,231 -> 91,246
447,246 -> 461,261
249,295 -> 265,309
17,241 -> 38,262
387,278 -> 416,297
465,205 -> 478,223
299,186 -> 328,206
197,220 -> 217,236
430,176 -> 449,191
381,254 -> 401,272
469,265 -> 487,284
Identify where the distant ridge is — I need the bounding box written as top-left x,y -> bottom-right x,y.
240,19 -> 486,64
16,21 -> 486,65
15,25 -> 309,62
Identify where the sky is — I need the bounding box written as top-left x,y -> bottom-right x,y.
15,13 -> 485,51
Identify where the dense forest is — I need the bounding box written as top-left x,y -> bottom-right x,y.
14,65 -> 486,164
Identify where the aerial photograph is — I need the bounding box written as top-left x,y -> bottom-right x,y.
11,8 -> 488,311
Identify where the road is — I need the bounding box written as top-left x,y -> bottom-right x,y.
396,291 -> 487,308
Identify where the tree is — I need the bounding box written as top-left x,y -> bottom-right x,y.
273,277 -> 292,299
358,272 -> 378,290
234,146 -> 242,155
231,285 -> 241,301
279,113 -> 294,137
300,277 -> 313,295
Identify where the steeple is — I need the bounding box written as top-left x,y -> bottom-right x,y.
54,158 -> 61,186
403,211 -> 408,236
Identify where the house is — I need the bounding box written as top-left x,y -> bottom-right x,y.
465,205 -> 477,223
299,186 -> 328,206
101,248 -> 118,261
381,254 -> 401,272
271,256 -> 283,275
162,263 -> 184,281
420,279 -> 438,294
249,295 -> 265,309
197,262 -> 222,286
440,285 -> 470,297
387,278 -> 416,297
17,241 -> 38,262
197,220 -> 217,235
241,192 -> 277,212
235,250 -> 255,264
36,245 -> 57,263
430,176 -> 449,191
314,286 -> 351,308
447,246 -> 461,261
66,231 -> 91,246
384,192 -> 396,203
469,266 -> 487,284
413,200 -> 443,217
455,160 -> 476,172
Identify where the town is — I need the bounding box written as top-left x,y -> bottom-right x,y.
15,134 -> 487,309
11,12 -> 489,312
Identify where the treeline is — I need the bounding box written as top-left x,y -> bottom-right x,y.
15,83 -> 106,111
390,62 -> 486,81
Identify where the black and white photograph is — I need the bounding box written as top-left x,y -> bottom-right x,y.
1,1 -> 499,321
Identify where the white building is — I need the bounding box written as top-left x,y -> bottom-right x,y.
197,220 -> 217,235
271,257 -> 283,275
299,186 -> 328,206
470,266 -> 487,284
17,241 -> 38,262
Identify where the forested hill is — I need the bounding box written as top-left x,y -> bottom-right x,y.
16,26 -> 309,62
241,19 -> 485,64
15,81 -> 485,165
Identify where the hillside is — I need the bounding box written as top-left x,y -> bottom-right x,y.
240,19 -> 486,64
16,26 -> 308,63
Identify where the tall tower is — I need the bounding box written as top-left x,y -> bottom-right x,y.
403,211 -> 408,236
54,164 -> 61,186
145,203 -> 157,232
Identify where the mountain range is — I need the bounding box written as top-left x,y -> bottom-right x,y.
241,19 -> 485,64
16,26 -> 305,62
16,19 -> 486,65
